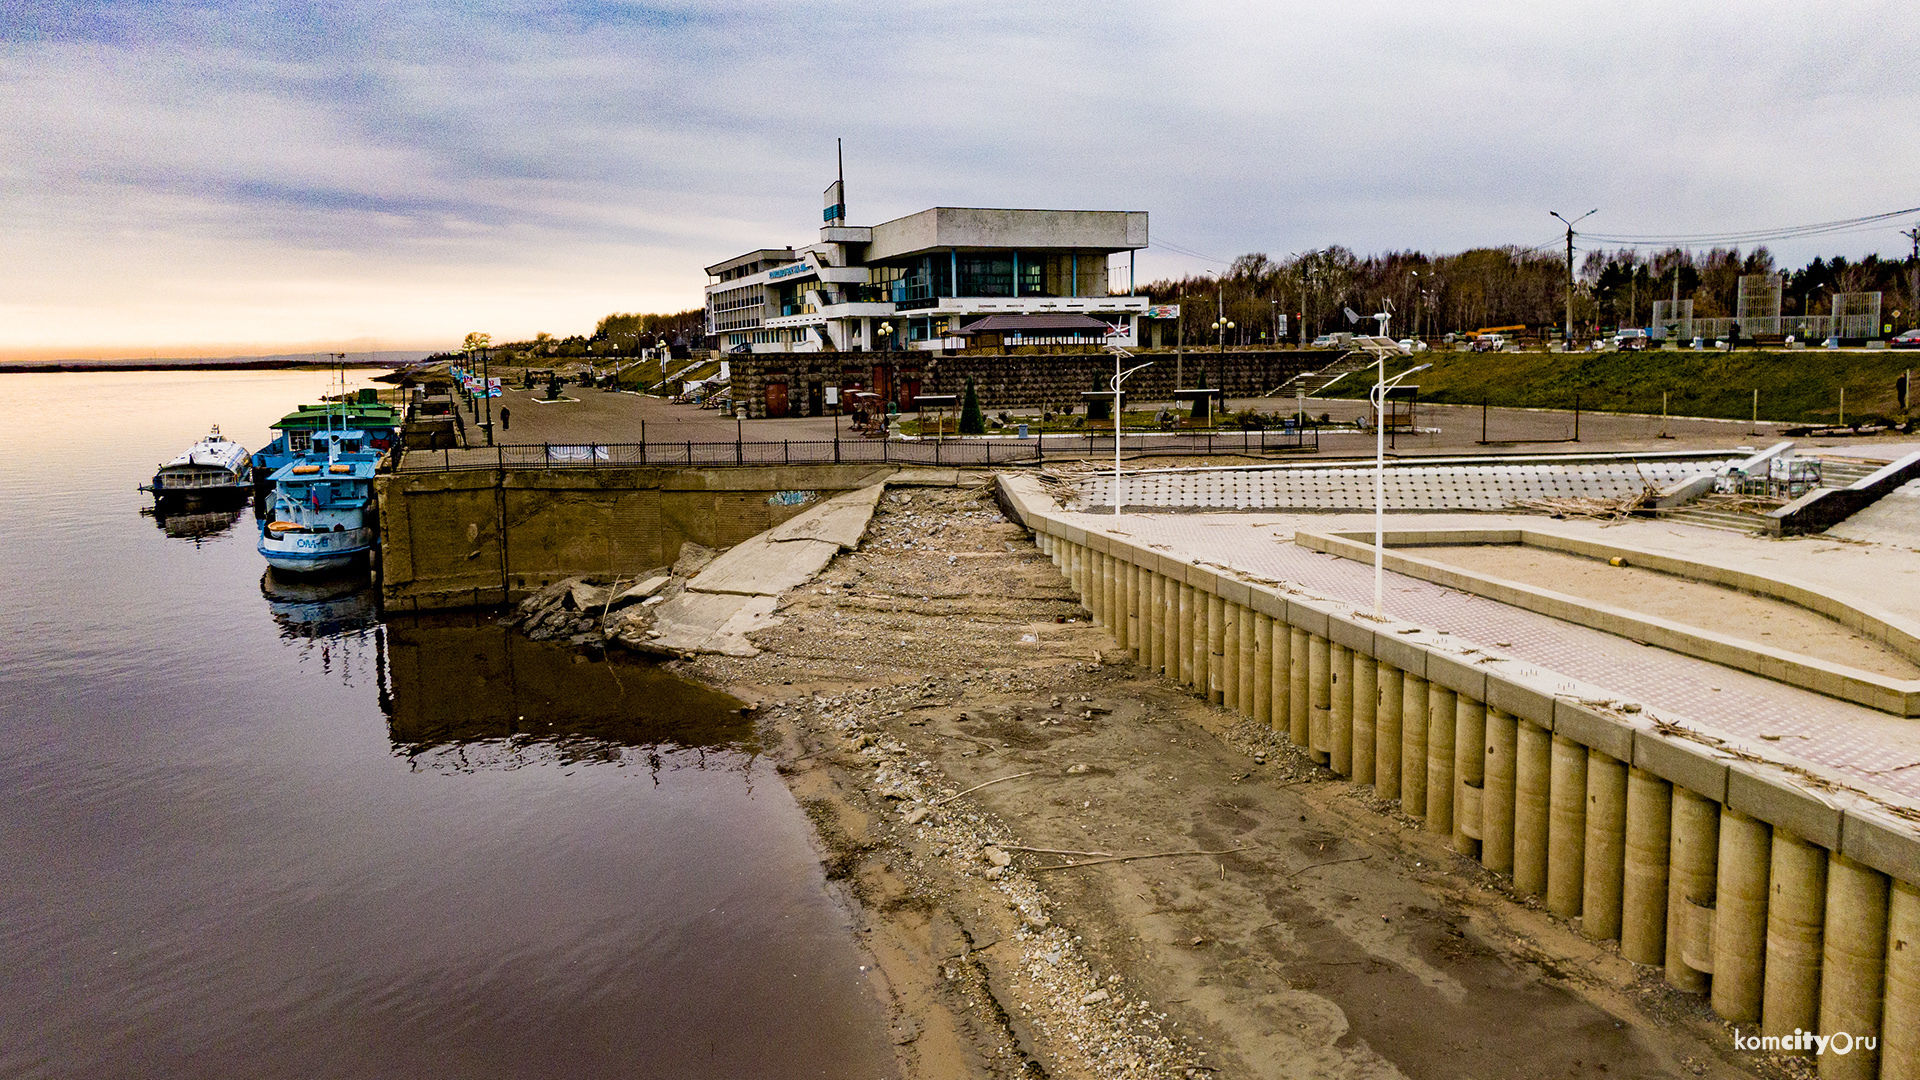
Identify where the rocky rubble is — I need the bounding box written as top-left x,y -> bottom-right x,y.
501,543 -> 714,648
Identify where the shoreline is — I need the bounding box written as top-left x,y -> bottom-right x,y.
658,482 -> 1782,1080
0,358 -> 420,374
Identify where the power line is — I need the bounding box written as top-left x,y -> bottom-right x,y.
1585,206 -> 1920,246
1150,237 -> 1227,264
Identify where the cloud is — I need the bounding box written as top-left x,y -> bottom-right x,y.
3,0 -> 1917,356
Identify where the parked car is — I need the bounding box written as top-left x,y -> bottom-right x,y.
1892,329 -> 1920,350
1471,334 -> 1505,353
1311,334 -> 1338,348
1613,328 -> 1651,350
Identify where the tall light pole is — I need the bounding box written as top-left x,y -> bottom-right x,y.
1550,209 -> 1597,347
1372,362 -> 1430,618
1110,355 -> 1152,516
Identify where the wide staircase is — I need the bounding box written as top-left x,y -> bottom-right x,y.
1267,349 -> 1373,399
1651,456 -> 1882,535
1653,495 -> 1778,535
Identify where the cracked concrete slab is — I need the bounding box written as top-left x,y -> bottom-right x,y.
765,484 -> 886,549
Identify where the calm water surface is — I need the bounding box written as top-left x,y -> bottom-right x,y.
0,371 -> 892,1079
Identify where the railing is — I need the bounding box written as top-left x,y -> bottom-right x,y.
391,428 -> 1320,473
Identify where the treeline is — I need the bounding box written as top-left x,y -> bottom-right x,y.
1144,246 -> 1919,343
431,309 -> 707,364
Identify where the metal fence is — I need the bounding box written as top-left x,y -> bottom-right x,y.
392,428 -> 1320,473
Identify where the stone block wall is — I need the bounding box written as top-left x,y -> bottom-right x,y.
729,350 -> 1327,419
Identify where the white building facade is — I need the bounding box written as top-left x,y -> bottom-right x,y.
704,202 -> 1150,354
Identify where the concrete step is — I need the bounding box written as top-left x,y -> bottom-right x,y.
1817,460 -> 1880,487
1655,507 -> 1771,534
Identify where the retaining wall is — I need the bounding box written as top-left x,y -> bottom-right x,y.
729,349 -> 1322,419
997,474 -> 1920,1079
377,464 -> 890,611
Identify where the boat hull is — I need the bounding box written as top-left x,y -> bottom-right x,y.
258,527 -> 373,574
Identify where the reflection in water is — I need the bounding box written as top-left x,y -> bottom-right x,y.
260,569 -> 386,693
143,503 -> 244,542
385,616 -> 756,776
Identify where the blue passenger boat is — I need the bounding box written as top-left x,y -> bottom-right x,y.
257,430 -> 379,573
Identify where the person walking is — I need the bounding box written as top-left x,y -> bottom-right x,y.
499,406 -> 511,432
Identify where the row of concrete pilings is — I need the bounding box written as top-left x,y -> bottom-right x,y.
1028,523 -> 1918,1079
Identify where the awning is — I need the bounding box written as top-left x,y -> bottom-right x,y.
953,313 -> 1119,335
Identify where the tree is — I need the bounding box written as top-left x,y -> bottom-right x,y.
958,378 -> 985,435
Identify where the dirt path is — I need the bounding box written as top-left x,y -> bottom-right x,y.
676,485 -> 1794,1080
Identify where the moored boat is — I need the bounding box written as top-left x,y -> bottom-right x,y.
252,393 -> 399,485
142,426 -> 252,506
257,430 -> 379,574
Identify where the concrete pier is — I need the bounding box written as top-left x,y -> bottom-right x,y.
1425,686 -> 1457,835
1884,878 -> 1919,1080
1762,828 -> 1828,1051
1252,614 -> 1273,727
1453,696 -> 1485,857
1583,751 -> 1628,941
1819,853 -> 1888,1080
1329,642 -> 1353,776
1711,808 -> 1771,1022
1622,767 -> 1673,966
1514,720 -> 1551,897
1547,735 -> 1588,919
1308,634 -> 1331,764
1667,787 -> 1720,995
1402,675 -> 1430,819
1351,657 -> 1377,788
1289,627 -> 1309,747
1482,707 -> 1517,874
1375,663 -> 1403,802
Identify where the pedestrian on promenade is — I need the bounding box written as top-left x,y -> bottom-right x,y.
500,407 -> 511,432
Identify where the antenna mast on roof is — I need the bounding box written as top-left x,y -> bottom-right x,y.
824,139 -> 846,227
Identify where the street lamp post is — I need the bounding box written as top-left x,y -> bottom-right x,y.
1110,355 -> 1152,516
1550,209 -> 1597,348
1371,361 -> 1431,618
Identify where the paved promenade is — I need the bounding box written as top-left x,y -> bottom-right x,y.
1056,507 -> 1920,804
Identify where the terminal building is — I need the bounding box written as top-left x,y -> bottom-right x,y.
704,186 -> 1150,354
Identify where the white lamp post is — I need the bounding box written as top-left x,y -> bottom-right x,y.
1111,357 -> 1152,516
1371,361 -> 1431,617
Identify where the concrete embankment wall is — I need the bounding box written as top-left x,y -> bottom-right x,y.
377,464 -> 890,611
997,476 -> 1920,1079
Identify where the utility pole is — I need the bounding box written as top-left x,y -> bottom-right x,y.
1904,224 -> 1920,330
1551,209 -> 1597,346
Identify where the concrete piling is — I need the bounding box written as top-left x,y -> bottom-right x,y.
1237,605 -> 1256,720
1482,707 -> 1517,874
1453,696 -> 1485,857
1514,720 -> 1551,897
1329,643 -> 1353,776
1762,829 -> 1828,1052
1308,634 -> 1331,764
1289,627 -> 1309,747
1667,787 -> 1720,994
1425,685 -> 1457,835
1146,573 -> 1164,673
1622,767 -> 1673,966
1167,584 -> 1182,684
1351,658 -> 1377,788
1711,808 -> 1771,1022
1402,675 -> 1430,820
1883,877 -> 1918,1080
1375,662 -> 1403,802
1271,619 -> 1291,734
1818,853 -> 1888,1080
1221,601 -> 1240,712
1583,751 -> 1627,942
1547,735 -> 1589,919
1192,588 -> 1209,698
1252,614 -> 1273,727
1125,562 -> 1139,658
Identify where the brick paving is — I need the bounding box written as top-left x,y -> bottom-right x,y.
1075,459 -> 1732,512
1061,509 -> 1920,805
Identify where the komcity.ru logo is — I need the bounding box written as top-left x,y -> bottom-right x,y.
1733,1029 -> 1878,1055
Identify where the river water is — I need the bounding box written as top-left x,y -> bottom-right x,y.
0,370 -> 893,1079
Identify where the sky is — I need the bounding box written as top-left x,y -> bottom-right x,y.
4,0 -> 1917,359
